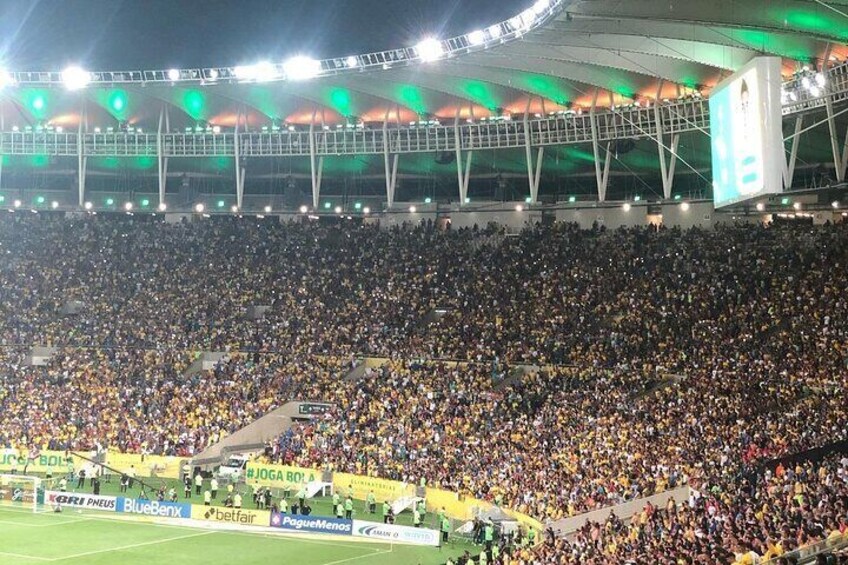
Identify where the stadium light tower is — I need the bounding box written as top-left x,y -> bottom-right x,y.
416,38 -> 444,62
283,56 -> 321,80
467,30 -> 486,46
62,66 -> 91,90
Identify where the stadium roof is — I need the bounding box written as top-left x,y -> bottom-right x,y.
1,0 -> 848,205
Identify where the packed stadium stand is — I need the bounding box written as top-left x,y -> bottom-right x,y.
1,213 -> 846,563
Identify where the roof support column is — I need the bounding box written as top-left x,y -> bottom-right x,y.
523,98 -> 543,203
157,106 -> 170,208
0,109 -> 4,192
590,90 -> 610,202
234,108 -> 246,210
77,102 -> 87,207
309,109 -> 322,210
454,110 -> 471,205
783,115 -> 804,189
824,92 -> 848,183
383,112 -> 398,209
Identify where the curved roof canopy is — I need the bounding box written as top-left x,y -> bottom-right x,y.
3,0 -> 847,129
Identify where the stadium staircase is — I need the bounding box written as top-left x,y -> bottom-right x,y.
547,485 -> 691,538
25,345 -> 58,366
495,364 -> 540,390
343,357 -> 388,382
191,400 -> 333,468
182,351 -> 229,378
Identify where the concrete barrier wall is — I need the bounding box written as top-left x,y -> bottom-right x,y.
548,485 -> 691,537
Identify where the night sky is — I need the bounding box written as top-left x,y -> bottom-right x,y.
0,0 -> 528,70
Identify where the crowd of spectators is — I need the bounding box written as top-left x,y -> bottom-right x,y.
0,212 -> 846,562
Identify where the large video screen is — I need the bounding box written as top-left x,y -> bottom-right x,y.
709,57 -> 784,208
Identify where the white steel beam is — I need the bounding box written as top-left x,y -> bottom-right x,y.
783,115 -> 804,189
590,90 -> 611,202
77,103 -> 87,207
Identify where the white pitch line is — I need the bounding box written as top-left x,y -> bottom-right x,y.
0,518 -> 92,528
321,547 -> 393,565
0,551 -> 52,562
48,531 -> 214,562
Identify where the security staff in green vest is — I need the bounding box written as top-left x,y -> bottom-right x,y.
382,501 -> 390,524
416,499 -> 426,520
296,487 -> 306,508
437,506 -> 446,529
527,526 -> 536,546
484,521 -> 494,550
279,498 -> 288,514
344,496 -> 354,519
335,501 -> 344,519
478,549 -> 488,564
440,515 -> 451,544
366,491 -> 376,514
413,508 -> 422,528
491,543 -> 500,562
333,491 -> 340,507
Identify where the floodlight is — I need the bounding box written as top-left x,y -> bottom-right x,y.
345,56 -> 358,68
212,125 -> 221,134
195,203 -> 205,213
208,69 -> 219,80
362,207 -> 370,215
488,24 -> 503,39
532,0 -> 551,15
416,38 -> 444,62
793,201 -> 801,210
168,68 -> 180,81
158,203 -> 167,211
264,205 -> 272,213
334,206 -> 342,214
468,30 -> 486,46
284,56 -> 321,81
13,199 -> 22,208
515,204 -> 523,212
622,203 -> 631,211
253,61 -> 278,82
831,201 -> 839,209
299,205 -> 308,214
124,202 -> 133,211
231,205 -> 239,213
801,76 -> 811,90
755,202 -> 765,212
0,69 -> 14,89
409,206 -> 417,213
680,202 -> 690,211
815,72 -> 826,87
810,85 -> 822,97
84,201 -> 93,210
62,66 -> 91,90
51,201 -> 59,209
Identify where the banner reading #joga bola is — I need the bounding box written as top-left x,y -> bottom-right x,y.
0,449 -> 83,474
244,462 -> 319,489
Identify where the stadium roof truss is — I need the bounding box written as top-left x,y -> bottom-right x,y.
2,0 -> 848,208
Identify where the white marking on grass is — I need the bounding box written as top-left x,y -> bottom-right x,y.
320,545 -> 393,565
0,551 -> 52,561
0,518 -> 91,528
49,531 -> 214,562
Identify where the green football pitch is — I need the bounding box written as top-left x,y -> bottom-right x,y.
0,505 -> 474,565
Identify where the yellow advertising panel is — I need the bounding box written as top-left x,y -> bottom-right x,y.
244,462 -> 319,489
0,449 -> 85,474
105,452 -> 183,479
190,505 -> 270,527
333,472 -> 414,503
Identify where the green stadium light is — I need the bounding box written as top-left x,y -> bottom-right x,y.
36,196 -> 45,204
324,202 -> 331,209
141,199 -> 150,207
0,196 -> 5,203
217,200 -> 225,208
673,194 -> 681,201
781,197 -> 790,205
354,202 -> 362,210
524,196 -> 531,203
465,197 -> 471,203
568,196 -> 576,203
106,198 -> 114,206
424,197 -> 432,204
634,195 -> 641,201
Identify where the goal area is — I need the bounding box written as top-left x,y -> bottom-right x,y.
0,474 -> 41,512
